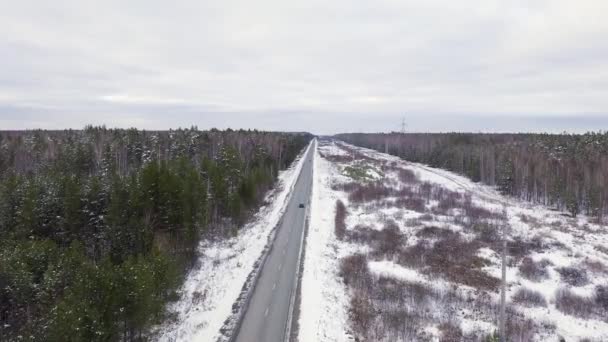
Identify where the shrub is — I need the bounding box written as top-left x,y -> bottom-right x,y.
395,196 -> 426,212
555,287 -> 594,318
416,226 -> 456,239
348,182 -> 391,203
349,292 -> 374,340
439,322 -> 463,342
595,245 -> 608,256
319,152 -> 352,163
511,287 -> 547,307
506,236 -> 545,263
339,254 -> 370,288
506,316 -> 536,342
419,213 -> 434,221
347,222 -> 406,257
344,165 -> 376,181
375,221 -> 405,256
331,181 -> 359,192
399,235 -> 499,290
434,191 -> 462,214
335,200 -> 347,239
557,266 -> 589,287
473,222 -> 501,244
417,182 -> 434,202
518,257 -> 550,282
595,285 -> 608,313
397,168 -> 418,184
345,224 -> 375,243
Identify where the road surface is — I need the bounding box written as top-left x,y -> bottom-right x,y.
234,141 -> 314,342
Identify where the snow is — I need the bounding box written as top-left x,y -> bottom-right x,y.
155,137 -> 608,342
368,260 -> 427,284
298,140 -> 353,342
154,141 -> 313,342
299,139 -> 608,341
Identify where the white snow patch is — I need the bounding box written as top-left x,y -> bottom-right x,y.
368,260 -> 426,284
298,141 -> 353,342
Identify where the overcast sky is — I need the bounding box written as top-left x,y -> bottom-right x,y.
1,0 -> 607,134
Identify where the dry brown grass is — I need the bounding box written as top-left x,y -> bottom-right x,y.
511,287 -> 547,307
595,285 -> 608,316
399,234 -> 499,291
438,322 -> 464,342
339,253 -> 370,288
394,196 -> 426,212
346,221 -> 406,258
415,226 -> 457,239
397,168 -> 418,184
555,287 -> 594,318
556,266 -> 590,287
318,151 -> 352,163
348,182 -> 392,203
506,315 -> 537,342
518,257 -> 551,282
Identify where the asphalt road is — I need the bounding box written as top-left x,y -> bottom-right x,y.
234,142 -> 314,342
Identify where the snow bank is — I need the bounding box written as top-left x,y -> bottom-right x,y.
298,142 -> 353,342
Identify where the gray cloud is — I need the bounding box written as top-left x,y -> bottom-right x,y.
0,0 -> 607,134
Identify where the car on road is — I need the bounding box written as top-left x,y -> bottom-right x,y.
299,203 -> 305,208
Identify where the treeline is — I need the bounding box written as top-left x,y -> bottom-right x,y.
0,126 -> 312,341
336,132 -> 608,222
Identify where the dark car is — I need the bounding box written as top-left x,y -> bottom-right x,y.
298,203 -> 305,208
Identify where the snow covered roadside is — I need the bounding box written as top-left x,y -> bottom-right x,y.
298,142 -> 353,342
154,141 -> 313,342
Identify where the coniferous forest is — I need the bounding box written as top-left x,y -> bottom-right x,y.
337,132 -> 608,222
0,126 -> 312,341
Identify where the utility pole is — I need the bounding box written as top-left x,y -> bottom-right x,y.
499,212 -> 509,342
500,231 -> 506,342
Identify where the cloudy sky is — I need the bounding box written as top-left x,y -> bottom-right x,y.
1,0 -> 607,134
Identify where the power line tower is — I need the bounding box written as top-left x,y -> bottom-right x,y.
400,117 -> 407,134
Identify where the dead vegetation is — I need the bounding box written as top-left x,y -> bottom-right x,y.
511,288 -> 547,307
399,235 -> 499,291
415,226 -> 454,239
346,221 -> 406,258
554,285 -> 608,322
518,257 -> 551,282
505,315 -> 537,342
555,287 -> 595,318
556,266 -> 590,287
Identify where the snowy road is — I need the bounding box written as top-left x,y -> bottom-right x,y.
233,141 -> 314,342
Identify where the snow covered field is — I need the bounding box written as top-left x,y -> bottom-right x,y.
154,141 -> 312,342
299,139 -> 608,342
